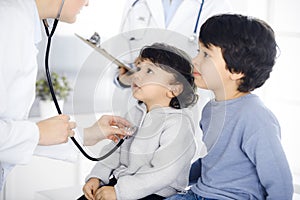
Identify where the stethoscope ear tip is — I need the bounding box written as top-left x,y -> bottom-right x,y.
189,34 -> 198,43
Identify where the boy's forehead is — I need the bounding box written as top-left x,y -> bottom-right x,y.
199,42 -> 219,51
137,60 -> 165,71
138,60 -> 166,69
198,41 -> 210,49
137,60 -> 175,75
137,60 -> 156,67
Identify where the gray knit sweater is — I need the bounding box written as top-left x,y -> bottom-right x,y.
86,103 -> 196,199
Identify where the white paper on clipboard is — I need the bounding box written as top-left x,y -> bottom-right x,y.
75,33 -> 132,71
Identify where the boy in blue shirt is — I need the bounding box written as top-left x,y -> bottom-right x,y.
167,14 -> 294,200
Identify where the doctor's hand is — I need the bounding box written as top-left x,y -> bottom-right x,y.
83,115 -> 133,146
37,114 -> 76,145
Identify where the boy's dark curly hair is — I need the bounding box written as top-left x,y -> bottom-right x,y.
136,43 -> 198,109
199,14 -> 278,92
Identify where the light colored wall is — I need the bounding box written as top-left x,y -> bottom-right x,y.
5,0 -> 299,199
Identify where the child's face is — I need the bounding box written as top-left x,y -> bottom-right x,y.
131,60 -> 176,110
192,42 -> 229,93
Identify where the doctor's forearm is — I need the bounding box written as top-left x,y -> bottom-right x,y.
83,126 -> 104,146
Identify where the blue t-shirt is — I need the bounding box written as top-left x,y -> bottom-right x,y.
191,94 -> 293,199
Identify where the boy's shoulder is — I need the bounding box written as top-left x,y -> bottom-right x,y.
238,94 -> 276,118
235,95 -> 280,137
204,93 -> 279,128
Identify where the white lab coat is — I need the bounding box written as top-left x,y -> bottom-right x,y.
0,0 -> 41,191
0,0 -> 78,191
120,0 -> 233,38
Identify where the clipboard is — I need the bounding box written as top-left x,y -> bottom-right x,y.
75,33 -> 132,71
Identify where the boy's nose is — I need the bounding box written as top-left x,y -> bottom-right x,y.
192,57 -> 198,66
132,70 -> 142,80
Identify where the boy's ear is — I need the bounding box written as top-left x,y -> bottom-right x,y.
230,72 -> 244,81
167,84 -> 183,98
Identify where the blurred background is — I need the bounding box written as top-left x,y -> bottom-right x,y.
3,0 -> 300,199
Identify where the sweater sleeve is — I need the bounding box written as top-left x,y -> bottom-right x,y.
243,123 -> 293,199
114,114 -> 196,199
85,142 -> 121,184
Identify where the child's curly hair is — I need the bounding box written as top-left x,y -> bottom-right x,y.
136,43 -> 198,109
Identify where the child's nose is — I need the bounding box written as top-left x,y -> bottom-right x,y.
132,70 -> 142,80
192,57 -> 198,66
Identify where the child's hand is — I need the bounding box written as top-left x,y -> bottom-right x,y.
82,178 -> 100,200
94,186 -> 116,200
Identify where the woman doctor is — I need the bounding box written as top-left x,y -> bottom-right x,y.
0,0 -> 131,193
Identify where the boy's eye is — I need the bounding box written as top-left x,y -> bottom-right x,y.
203,52 -> 209,58
146,68 -> 154,74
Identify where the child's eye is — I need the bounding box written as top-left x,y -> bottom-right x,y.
203,52 -> 209,58
146,68 -> 154,74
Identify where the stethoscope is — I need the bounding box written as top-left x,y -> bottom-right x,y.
42,0 -> 132,162
128,0 -> 204,42
189,0 -> 204,42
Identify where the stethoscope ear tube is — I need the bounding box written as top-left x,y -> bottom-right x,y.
43,19 -> 62,114
42,19 -> 125,161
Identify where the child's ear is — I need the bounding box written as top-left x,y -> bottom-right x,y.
230,72 -> 244,81
167,84 -> 183,98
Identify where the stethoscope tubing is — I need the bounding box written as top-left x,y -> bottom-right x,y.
129,0 -> 204,41
42,19 -> 125,161
193,0 -> 204,35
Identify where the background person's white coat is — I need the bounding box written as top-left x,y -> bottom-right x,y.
120,0 -> 233,38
